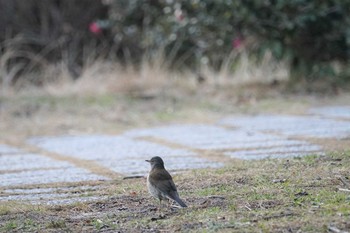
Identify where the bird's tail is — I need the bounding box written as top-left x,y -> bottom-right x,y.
173,196 -> 187,208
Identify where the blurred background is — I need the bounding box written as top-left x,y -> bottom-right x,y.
1,0 -> 350,94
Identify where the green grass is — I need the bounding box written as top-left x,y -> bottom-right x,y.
2,221 -> 18,231
0,218 -> 41,232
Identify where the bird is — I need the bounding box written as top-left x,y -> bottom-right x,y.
146,156 -> 187,208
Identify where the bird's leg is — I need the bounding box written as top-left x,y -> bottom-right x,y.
167,199 -> 172,208
158,199 -> 162,212
158,199 -> 167,217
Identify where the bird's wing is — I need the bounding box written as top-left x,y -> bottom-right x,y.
149,168 -> 177,193
149,168 -> 187,207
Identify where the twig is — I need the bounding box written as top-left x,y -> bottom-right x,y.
207,195 -> 225,199
328,225 -> 349,233
261,212 -> 294,221
337,176 -> 350,188
272,179 -> 286,183
123,175 -> 144,180
338,188 -> 350,192
170,204 -> 184,209
244,205 -> 252,211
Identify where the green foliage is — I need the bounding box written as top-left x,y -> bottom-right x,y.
108,0 -> 350,80
109,0 -> 241,68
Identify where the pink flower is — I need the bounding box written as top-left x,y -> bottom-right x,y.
232,37 -> 243,49
89,22 -> 102,35
175,9 -> 184,22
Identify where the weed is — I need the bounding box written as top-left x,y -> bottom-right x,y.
2,221 -> 18,231
92,219 -> 104,230
47,219 -> 66,229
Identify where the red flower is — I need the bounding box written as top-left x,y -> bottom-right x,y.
89,22 -> 102,35
232,37 -> 243,49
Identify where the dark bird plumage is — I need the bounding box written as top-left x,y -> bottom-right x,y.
146,156 -> 187,208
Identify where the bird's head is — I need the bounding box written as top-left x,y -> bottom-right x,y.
146,156 -> 165,169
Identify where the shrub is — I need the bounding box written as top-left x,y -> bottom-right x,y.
0,0 -> 108,85
108,0 -> 350,80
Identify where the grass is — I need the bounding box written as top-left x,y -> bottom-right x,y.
0,151 -> 349,232
1,54 -> 350,144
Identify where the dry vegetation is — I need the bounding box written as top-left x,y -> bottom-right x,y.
0,52 -> 293,141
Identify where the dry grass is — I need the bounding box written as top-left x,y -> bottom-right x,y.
1,48 -> 290,96
200,51 -> 289,86
1,152 -> 349,232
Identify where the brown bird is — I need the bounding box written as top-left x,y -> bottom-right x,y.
146,156 -> 187,208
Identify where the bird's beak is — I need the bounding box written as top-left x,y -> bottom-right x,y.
145,160 -> 150,163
